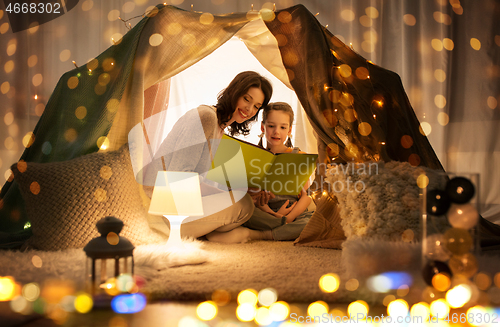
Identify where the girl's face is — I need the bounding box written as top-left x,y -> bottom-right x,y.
231,87 -> 265,124
261,110 -> 292,147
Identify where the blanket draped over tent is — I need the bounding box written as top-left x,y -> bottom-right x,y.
0,4 -> 498,248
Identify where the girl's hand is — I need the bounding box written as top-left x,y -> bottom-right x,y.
247,188 -> 275,206
276,200 -> 297,216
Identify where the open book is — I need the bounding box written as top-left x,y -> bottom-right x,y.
206,134 -> 318,195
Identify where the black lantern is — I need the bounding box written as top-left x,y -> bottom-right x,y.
84,216 -> 135,298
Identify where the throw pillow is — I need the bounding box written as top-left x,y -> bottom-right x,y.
326,161 -> 446,242
11,145 -> 166,251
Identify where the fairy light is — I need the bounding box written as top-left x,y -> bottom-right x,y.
319,273 -> 340,293
196,301 -> 218,321
446,284 -> 472,308
238,289 -> 258,305
72,61 -> 78,68
315,12 -> 319,16
387,299 -> 409,317
34,95 -> 38,100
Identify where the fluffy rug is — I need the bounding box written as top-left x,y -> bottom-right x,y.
0,240 -> 353,303
2,239 -> 500,307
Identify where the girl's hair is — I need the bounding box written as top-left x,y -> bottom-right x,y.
258,102 -> 295,148
216,71 -> 273,136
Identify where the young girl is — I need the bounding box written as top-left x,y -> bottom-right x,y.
244,102 -> 314,241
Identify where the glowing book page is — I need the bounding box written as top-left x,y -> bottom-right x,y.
207,134 -> 318,195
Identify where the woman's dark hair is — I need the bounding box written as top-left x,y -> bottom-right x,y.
216,71 -> 273,136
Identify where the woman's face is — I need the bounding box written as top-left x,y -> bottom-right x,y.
231,87 -> 265,124
261,110 -> 292,147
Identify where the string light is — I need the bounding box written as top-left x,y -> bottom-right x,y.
315,12 -> 319,16
191,4 -> 193,11
72,61 -> 78,68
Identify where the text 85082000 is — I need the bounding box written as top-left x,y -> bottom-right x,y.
5,1 -> 62,14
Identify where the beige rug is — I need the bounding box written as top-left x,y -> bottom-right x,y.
0,240 -> 354,303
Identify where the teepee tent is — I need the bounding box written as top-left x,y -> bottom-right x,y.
0,4 -> 452,243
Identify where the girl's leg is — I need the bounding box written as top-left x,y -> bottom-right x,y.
243,207 -> 286,231
271,211 -> 314,241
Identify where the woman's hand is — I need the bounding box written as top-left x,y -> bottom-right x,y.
247,188 -> 275,206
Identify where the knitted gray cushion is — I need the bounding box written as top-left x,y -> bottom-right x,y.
326,161 -> 447,242
11,146 -> 165,250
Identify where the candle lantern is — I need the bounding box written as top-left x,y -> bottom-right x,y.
84,216 -> 135,300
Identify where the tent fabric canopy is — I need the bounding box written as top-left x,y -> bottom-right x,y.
0,4 -> 464,241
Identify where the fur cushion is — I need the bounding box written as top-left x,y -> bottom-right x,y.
326,161 -> 446,242
11,146 -> 166,251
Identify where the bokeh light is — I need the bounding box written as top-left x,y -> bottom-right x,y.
254,306 -> 272,326
269,301 -> 289,321
341,9 -> 355,22
420,122 -> 432,136
444,228 -> 473,255
347,300 -> 368,319
432,273 -> 451,292
111,293 -> 147,314
437,112 -> 449,126
319,273 -> 340,293
431,39 -> 444,51
237,289 -> 258,306
434,94 -> 446,108
466,306 -> 487,326
403,14 -> 416,26
470,38 -> 481,50
60,49 -> 71,62
149,33 -> 163,47
211,289 -> 231,306
74,292 -> 93,313
236,302 -> 256,322
446,284 -> 472,308
81,0 -> 93,11
258,288 -> 277,306
196,301 -> 218,321
387,299 -> 409,317
22,283 -> 40,302
0,276 -> 17,301
308,301 -> 328,317
345,279 -> 359,291
200,13 -> 214,25
430,299 -> 450,319
410,302 -> 430,321
474,272 -> 492,291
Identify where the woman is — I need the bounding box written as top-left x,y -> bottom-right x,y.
144,71 -> 273,243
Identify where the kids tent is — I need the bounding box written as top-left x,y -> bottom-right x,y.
4,3 -> 492,248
